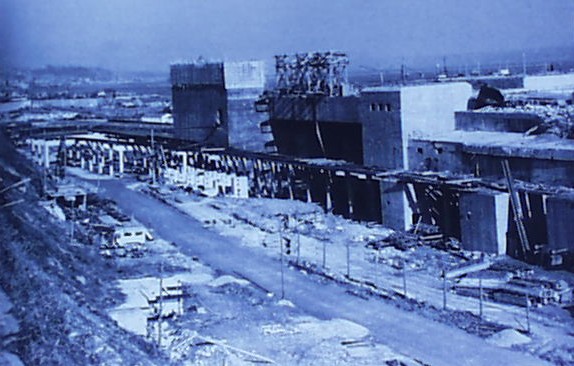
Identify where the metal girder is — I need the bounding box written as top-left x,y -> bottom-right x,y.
274,51 -> 349,97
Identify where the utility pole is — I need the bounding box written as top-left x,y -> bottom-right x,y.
402,259 -> 407,297
442,270 -> 447,310
158,261 -> 163,348
42,167 -> 47,196
178,280 -> 183,315
322,240 -> 326,268
296,231 -> 301,265
70,205 -> 75,244
400,62 -> 406,84
525,295 -> 531,333
279,217 -> 285,299
151,129 -> 156,186
346,241 -> 350,278
374,250 -> 379,287
479,277 -> 483,318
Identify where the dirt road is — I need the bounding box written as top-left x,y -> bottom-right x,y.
96,178 -> 551,366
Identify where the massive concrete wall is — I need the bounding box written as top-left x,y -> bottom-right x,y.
545,194 -> 574,252
459,191 -> 509,255
223,61 -> 266,90
471,155 -> 574,188
455,112 -> 542,133
171,62 -> 228,144
171,60 -> 268,149
401,82 -> 472,139
410,130 -> 574,187
359,90 -> 404,169
359,82 -> 471,170
224,61 -> 267,151
172,86 -> 228,145
524,73 -> 574,91
227,92 -> 267,152
171,62 -> 224,86
408,139 -> 466,173
467,76 -> 524,90
270,119 -> 363,163
271,96 -> 359,122
380,179 -> 413,231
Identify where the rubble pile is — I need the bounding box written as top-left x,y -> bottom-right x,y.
479,104 -> 574,138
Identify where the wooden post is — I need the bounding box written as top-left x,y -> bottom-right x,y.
374,250 -> 379,287
296,232 -> 301,265
479,277 -> 483,318
402,260 -> 407,297
525,295 -> 531,333
442,270 -> 447,310
279,220 -> 285,299
346,241 -> 350,278
178,280 -> 183,315
158,261 -> 163,348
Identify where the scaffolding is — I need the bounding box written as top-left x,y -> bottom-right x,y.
274,51 -> 349,97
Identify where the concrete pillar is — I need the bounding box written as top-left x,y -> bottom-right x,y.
32,141 -> 38,164
182,152 -> 188,181
108,149 -> 114,176
546,194 -> 574,253
380,179 -> 413,231
118,150 -> 124,174
233,176 -> 249,199
43,141 -> 50,168
459,191 -> 509,255
98,155 -> 104,175
80,156 -> 85,170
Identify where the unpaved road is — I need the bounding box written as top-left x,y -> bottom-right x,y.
95,178 -> 552,366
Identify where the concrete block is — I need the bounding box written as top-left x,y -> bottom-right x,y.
455,111 -> 541,133
232,176 -> 249,199
459,191 -> 509,255
223,61 -> 265,90
380,179 -> 413,231
546,194 -> 574,251
524,73 -> 574,91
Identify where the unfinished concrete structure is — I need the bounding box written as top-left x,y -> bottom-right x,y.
25,57 -> 574,268
260,61 -> 574,265
459,190 -> 509,255
171,60 -> 267,151
359,83 -> 471,169
405,74 -> 574,265
261,52 -> 472,170
546,193 -> 574,260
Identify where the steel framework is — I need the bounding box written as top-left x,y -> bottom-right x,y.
275,52 -> 349,97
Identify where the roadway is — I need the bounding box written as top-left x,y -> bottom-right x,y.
93,177 -> 551,366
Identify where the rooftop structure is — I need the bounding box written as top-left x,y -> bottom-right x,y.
275,51 -> 349,97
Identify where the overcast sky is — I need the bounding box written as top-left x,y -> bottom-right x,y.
1,0 -> 573,72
